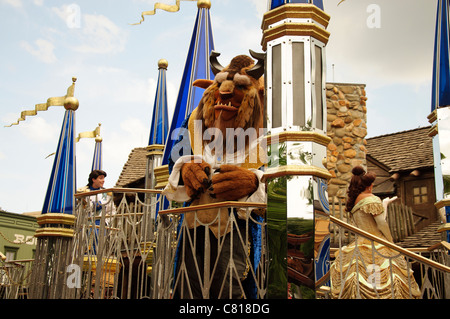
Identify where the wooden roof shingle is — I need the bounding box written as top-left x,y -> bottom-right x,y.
115,147 -> 147,188
366,126 -> 434,173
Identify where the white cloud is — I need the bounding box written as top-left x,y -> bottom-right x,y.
20,38 -> 57,64
101,117 -> 149,182
1,0 -> 22,8
249,0 -> 267,18
52,5 -> 128,54
52,4 -> 81,29
77,14 -> 127,54
325,0 -> 437,87
19,116 -> 60,143
77,66 -> 157,106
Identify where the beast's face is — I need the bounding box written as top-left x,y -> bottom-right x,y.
194,53 -> 265,137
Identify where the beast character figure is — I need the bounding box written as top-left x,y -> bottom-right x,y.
162,51 -> 266,299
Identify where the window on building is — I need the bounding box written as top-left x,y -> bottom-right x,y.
4,247 -> 18,261
413,186 -> 428,205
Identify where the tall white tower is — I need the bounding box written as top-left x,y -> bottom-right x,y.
262,1 -> 332,299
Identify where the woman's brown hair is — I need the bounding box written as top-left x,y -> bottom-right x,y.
345,166 -> 376,212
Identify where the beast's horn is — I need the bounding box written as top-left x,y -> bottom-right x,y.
247,50 -> 265,80
210,51 -> 224,75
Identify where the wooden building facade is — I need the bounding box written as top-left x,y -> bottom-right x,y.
366,126 -> 438,232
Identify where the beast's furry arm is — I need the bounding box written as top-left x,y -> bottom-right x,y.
210,165 -> 258,201
181,160 -> 211,199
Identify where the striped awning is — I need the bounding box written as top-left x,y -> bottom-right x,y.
42,107 -> 77,214
162,4 -> 215,165
269,0 -> 324,10
149,60 -> 169,146
432,0 -> 450,111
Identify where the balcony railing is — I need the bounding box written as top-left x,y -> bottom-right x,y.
330,214 -> 450,299
0,259 -> 34,299
156,201 -> 267,299
6,188 -> 450,299
70,188 -> 160,299
69,188 -> 267,299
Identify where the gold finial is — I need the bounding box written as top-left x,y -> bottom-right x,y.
64,96 -> 79,111
65,76 -> 79,110
197,0 -> 211,9
158,59 -> 169,70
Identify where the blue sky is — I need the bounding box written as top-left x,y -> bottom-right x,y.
0,0 -> 438,213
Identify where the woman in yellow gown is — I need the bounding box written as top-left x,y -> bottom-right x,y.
330,166 -> 421,299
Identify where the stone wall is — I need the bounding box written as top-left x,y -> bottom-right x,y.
326,83 -> 368,202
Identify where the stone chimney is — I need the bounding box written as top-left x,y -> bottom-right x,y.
326,83 -> 368,202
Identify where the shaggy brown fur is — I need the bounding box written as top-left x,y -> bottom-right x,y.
195,55 -> 264,133
181,54 -> 265,201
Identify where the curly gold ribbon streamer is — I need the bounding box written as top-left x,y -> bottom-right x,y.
76,123 -> 101,142
5,78 -> 77,127
131,0 -> 197,25
338,0 -> 345,5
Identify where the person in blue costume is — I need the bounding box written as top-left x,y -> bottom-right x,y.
163,52 -> 266,299
78,170 -> 115,217
78,170 -> 116,254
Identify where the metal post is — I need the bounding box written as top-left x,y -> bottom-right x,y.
262,2 -> 332,299
430,0 -> 450,247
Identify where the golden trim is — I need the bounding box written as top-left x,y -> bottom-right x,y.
147,151 -> 164,156
37,213 -> 76,226
147,144 -> 165,151
429,124 -> 438,138
435,198 -> 450,210
35,227 -> 74,238
428,110 -> 438,124
262,22 -> 330,50
262,4 -> 330,30
262,165 -> 332,182
265,131 -> 331,146
147,144 -> 165,156
154,165 -> 170,189
83,256 -> 120,272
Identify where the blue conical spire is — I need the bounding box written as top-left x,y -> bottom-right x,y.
269,0 -> 324,10
42,80 -> 79,215
149,59 -> 169,146
91,136 -> 102,171
431,0 -> 450,111
162,1 -> 215,165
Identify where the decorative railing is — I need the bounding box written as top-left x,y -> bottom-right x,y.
0,259 -> 34,299
6,188 -> 450,299
69,188 -> 161,299
68,188 -> 267,299
329,198 -> 431,246
330,214 -> 450,299
155,201 -> 267,299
